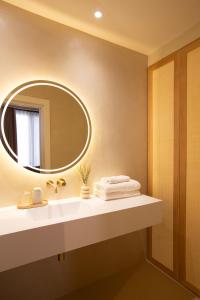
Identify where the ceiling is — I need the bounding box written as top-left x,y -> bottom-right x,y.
3,0 -> 200,55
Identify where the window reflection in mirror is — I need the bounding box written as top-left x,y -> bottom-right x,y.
4,106 -> 40,168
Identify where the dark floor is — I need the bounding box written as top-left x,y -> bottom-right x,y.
57,261 -> 194,300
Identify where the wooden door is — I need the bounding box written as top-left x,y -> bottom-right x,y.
179,40 -> 200,295
148,57 -> 178,277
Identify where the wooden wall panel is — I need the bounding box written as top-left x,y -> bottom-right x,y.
148,38 -> 200,296
186,46 -> 200,290
150,62 -> 174,271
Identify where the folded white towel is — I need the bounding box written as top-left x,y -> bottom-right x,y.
94,179 -> 141,193
94,189 -> 141,201
100,175 -> 130,184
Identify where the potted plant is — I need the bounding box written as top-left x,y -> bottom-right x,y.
78,164 -> 91,199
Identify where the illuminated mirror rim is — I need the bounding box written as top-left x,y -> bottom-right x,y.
0,80 -> 92,174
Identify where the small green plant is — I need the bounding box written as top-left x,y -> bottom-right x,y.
78,165 -> 91,185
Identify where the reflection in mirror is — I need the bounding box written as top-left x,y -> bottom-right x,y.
0,81 -> 91,174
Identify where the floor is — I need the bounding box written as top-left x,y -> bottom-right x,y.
58,261 -> 195,300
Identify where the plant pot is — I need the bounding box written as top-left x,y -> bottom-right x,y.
80,184 -> 90,199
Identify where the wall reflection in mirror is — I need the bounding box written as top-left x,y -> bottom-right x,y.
0,81 -> 91,174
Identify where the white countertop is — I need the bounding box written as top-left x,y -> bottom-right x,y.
0,195 -> 161,236
0,194 -> 163,272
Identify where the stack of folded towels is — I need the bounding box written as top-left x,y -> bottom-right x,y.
94,175 -> 141,201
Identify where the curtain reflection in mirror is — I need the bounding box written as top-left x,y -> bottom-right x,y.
4,107 -> 18,155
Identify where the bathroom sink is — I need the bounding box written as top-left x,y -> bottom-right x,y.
0,198 -> 92,236
26,199 -> 90,221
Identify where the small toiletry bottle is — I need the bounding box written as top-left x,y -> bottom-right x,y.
22,191 -> 31,205
32,187 -> 43,204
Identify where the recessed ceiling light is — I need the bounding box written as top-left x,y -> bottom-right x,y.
94,10 -> 103,19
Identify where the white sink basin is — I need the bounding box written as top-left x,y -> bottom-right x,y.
26,199 -> 90,221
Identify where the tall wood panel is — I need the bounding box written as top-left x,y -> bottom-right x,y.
185,45 -> 200,292
148,59 -> 175,274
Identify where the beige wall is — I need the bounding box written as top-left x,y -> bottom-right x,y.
0,1 -> 147,205
0,2 -> 147,299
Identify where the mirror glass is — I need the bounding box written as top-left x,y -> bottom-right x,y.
0,81 -> 91,174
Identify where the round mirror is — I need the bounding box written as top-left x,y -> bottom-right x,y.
0,80 -> 91,174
